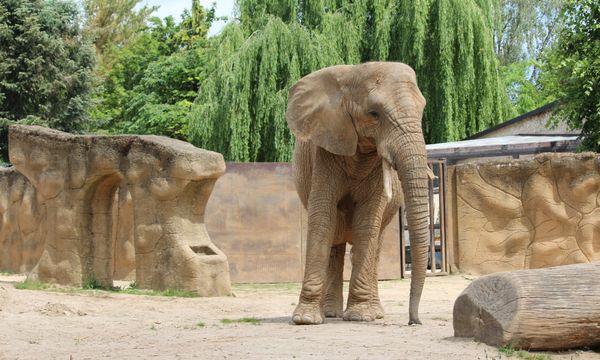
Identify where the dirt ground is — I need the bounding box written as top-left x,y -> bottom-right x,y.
0,274 -> 598,360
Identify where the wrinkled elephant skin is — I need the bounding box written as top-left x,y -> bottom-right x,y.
286,62 -> 429,325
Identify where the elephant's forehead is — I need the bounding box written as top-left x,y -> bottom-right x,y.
359,62 -> 417,81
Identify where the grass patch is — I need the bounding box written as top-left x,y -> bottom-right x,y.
196,321 -> 206,328
117,288 -> 199,297
499,344 -> 516,357
14,280 -> 199,298
498,345 -> 552,360
14,280 -> 51,290
83,278 -> 103,290
0,269 -> 15,275
221,317 -> 261,325
514,351 -> 552,360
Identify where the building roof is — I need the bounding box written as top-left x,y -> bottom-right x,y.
467,102 -> 557,140
426,135 -> 579,163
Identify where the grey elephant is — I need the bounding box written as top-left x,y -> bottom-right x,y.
286,62 -> 429,325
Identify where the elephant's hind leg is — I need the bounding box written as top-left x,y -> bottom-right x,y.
324,243 -> 346,318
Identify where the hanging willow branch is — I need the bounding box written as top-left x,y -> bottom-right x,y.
189,18 -> 342,161
189,0 -> 510,161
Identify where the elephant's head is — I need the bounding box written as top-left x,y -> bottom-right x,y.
286,62 -> 429,325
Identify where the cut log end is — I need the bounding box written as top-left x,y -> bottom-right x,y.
453,262 -> 600,351
453,274 -> 518,346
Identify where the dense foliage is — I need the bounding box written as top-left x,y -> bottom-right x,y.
189,0 -> 511,161
544,0 -> 599,151
82,0 -> 157,70
0,0 -> 95,161
88,1 -> 215,140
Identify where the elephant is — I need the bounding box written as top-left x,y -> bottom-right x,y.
285,62 -> 429,325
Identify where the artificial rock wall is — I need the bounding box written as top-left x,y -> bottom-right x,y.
453,152 -> 600,274
0,167 -> 44,273
0,125 -> 231,296
5,127 -> 598,284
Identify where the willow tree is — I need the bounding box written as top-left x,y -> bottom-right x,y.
189,0 -> 510,161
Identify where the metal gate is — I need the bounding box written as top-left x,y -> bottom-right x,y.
399,159 -> 448,277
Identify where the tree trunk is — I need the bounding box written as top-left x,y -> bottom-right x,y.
453,262 -> 600,350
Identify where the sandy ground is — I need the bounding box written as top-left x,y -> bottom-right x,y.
0,274 -> 598,360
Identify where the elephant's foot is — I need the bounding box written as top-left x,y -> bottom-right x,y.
371,299 -> 385,319
343,301 -> 377,322
323,300 -> 343,318
408,315 -> 422,325
292,302 -> 324,325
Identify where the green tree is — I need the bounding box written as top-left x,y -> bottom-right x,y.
544,0 -> 600,151
118,47 -> 208,139
171,0 -> 217,47
492,0 -> 564,115
88,25 -> 165,132
0,0 -> 96,162
189,0 -> 510,162
493,0 -> 563,66
501,59 -> 556,115
89,2 -> 215,139
82,0 -> 157,70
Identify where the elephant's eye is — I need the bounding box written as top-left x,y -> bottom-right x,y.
368,110 -> 380,119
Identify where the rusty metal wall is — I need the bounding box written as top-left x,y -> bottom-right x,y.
205,163 -> 401,284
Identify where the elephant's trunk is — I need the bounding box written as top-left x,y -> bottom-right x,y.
389,121 -> 430,325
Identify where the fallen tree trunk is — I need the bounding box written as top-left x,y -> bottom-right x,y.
453,261 -> 600,350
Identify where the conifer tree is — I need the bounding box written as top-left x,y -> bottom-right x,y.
0,0 -> 96,162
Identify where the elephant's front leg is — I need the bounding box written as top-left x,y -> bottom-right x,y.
324,242 -> 346,318
369,191 -> 404,320
369,234 -> 385,319
293,180 -> 343,325
344,200 -> 386,322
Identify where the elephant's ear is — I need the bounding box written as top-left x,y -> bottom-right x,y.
286,65 -> 357,156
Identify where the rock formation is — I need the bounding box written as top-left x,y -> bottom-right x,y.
1,125 -> 231,296
455,152 -> 600,274
0,167 -> 44,273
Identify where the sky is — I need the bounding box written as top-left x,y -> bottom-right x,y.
140,0 -> 236,36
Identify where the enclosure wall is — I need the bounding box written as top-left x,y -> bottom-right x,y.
446,152 -> 600,274
205,163 -> 402,283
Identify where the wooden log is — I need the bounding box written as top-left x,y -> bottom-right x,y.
453,262 -> 600,350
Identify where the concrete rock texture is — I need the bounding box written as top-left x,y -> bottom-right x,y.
0,125 -> 231,296
456,152 -> 600,274
0,167 -> 44,273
